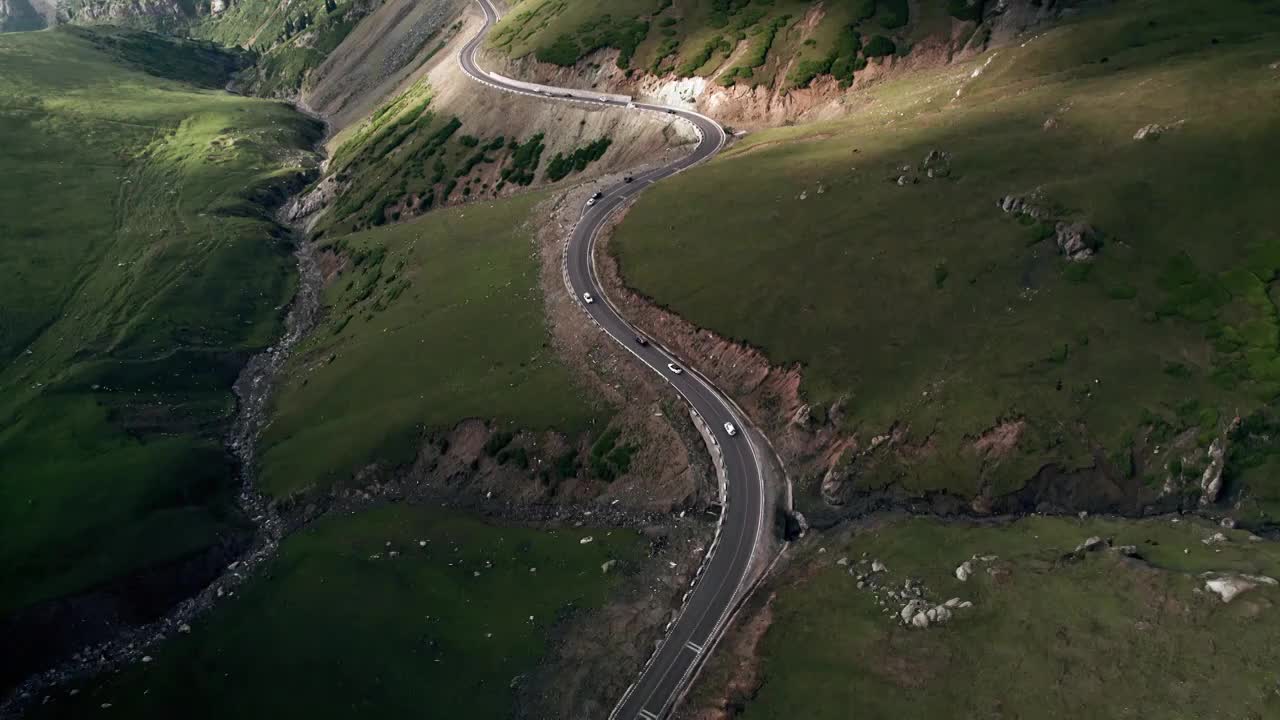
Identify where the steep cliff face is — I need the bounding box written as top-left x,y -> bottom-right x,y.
0,0 -> 54,32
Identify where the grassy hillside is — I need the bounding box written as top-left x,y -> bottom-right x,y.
611,0 -> 1280,521
259,191 -> 602,497
490,0 -> 965,88
191,0 -> 372,97
718,515 -> 1280,719
33,505 -> 642,719
311,76 -> 616,238
0,24 -> 318,633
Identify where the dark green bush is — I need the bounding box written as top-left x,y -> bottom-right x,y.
537,34 -> 580,65
864,34 -> 896,57
947,0 -> 985,21
878,0 -> 908,28
545,137 -> 613,182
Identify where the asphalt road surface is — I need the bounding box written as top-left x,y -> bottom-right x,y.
460,3 -> 769,718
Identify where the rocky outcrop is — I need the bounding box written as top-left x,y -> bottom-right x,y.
1199,437 -> 1227,505
998,190 -> 1101,261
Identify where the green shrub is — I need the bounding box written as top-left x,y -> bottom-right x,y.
864,34 -> 896,57
849,0 -> 876,22
537,34 -> 580,65
459,135 -> 479,147
678,34 -> 729,76
788,56 -> 833,87
947,0 -> 985,21
878,0 -> 908,28
545,137 -> 612,182
484,429 -> 514,456
502,133 -> 545,186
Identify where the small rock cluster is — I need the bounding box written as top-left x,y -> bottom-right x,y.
893,149 -> 953,186
837,553 -> 975,630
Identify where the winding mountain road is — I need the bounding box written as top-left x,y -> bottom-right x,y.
460,2 -> 771,718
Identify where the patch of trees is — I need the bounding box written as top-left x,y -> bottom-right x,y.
545,137 -> 612,182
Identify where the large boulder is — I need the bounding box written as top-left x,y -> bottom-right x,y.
1203,572 -> 1278,603
1055,221 -> 1099,261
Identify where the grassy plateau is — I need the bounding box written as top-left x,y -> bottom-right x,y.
610,0 -> 1280,519
0,25 -> 319,631
259,191 -> 602,497
725,515 -> 1280,719
32,505 -> 643,718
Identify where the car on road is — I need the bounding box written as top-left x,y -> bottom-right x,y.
666,109 -> 676,114
623,176 -> 634,183
582,292 -> 594,304
586,198 -> 597,207
634,335 -> 648,346
667,363 -> 682,374
591,191 -> 604,200
723,422 -> 737,436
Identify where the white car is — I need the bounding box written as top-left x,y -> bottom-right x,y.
586,197 -> 597,207
582,292 -> 594,304
667,363 -> 682,375
723,422 -> 738,437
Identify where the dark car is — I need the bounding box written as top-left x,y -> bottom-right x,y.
666,109 -> 676,114
634,335 -> 648,346
591,191 -> 604,200
623,176 -> 634,183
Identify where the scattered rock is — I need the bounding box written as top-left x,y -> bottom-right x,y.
945,597 -> 962,608
955,561 -> 973,581
871,560 -> 887,573
997,189 -> 1053,220
836,556 -> 849,566
1202,532 -> 1229,546
140,656 -> 152,664
601,559 -> 617,573
177,624 -> 191,634
1112,545 -> 1141,558
911,611 -> 931,628
579,536 -> 594,545
896,175 -> 913,186
1203,572 -> 1278,603
1220,517 -> 1237,529
1043,116 -> 1059,131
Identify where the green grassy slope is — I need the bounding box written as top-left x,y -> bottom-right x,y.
312,76 -> 614,239
610,0 -> 1280,518
0,27 -> 319,619
259,191 -> 601,497
32,505 -> 642,719
490,0 -> 961,88
729,516 -> 1280,719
